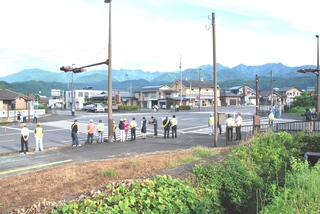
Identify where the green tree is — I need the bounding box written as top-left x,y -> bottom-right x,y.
291,91 -> 316,108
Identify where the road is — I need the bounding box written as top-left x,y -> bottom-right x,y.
0,106 -> 302,178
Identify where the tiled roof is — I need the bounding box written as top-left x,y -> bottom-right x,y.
0,88 -> 28,100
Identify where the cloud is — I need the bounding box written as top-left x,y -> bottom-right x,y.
0,0 -> 319,77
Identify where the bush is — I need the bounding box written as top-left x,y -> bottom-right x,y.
54,175 -> 212,213
118,105 -> 139,111
261,158 -> 320,213
178,105 -> 191,110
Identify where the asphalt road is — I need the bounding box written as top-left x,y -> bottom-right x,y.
0,106 -> 302,178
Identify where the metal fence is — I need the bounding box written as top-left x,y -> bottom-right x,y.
226,120 -> 320,145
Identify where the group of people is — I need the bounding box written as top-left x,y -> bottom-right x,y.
19,122 -> 44,154
71,115 -> 179,146
71,119 -> 106,147
207,112 -> 242,142
16,111 -> 38,123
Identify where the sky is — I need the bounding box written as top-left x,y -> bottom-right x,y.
0,0 -> 319,77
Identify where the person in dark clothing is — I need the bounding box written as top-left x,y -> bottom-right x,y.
119,118 -> 125,142
71,120 -> 81,147
302,108 -> 313,133
141,117 -> 147,139
149,116 -> 158,137
163,116 -> 171,139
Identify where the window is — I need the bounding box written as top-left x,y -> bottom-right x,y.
84,92 -> 89,97
78,92 -> 83,97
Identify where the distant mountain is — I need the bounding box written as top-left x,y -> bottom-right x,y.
0,62 -> 318,97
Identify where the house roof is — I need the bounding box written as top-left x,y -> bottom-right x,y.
220,90 -> 242,97
228,86 -> 243,90
278,87 -> 302,92
0,88 -> 28,100
92,91 -> 136,99
179,79 -> 216,88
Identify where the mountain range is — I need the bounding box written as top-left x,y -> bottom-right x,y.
0,63 -> 317,97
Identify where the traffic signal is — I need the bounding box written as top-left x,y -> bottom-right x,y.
60,66 -> 72,72
73,68 -> 86,73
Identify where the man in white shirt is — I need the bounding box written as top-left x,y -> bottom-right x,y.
225,114 -> 234,142
171,115 -> 178,138
20,123 -> 30,154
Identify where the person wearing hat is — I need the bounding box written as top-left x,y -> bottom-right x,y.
123,118 -> 129,140
235,113 -> 242,141
86,119 -> 95,144
208,113 -> 214,136
71,119 -> 81,147
130,117 -> 137,141
225,114 -> 235,142
113,120 -> 117,141
34,122 -> 44,152
96,119 -> 105,143
171,115 -> 178,138
20,123 -> 29,154
268,110 -> 275,128
119,118 -> 125,142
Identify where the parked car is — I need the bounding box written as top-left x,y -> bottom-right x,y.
83,103 -> 105,113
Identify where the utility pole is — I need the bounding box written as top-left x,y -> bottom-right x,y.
179,54 -> 182,106
270,70 -> 273,109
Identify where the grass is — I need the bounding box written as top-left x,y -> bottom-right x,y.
100,169 -> 117,177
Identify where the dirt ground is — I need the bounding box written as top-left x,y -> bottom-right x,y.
0,147 -> 231,213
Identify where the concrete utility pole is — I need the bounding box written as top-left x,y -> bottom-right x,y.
210,13 -> 218,147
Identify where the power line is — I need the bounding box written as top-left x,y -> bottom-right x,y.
0,46 -> 103,65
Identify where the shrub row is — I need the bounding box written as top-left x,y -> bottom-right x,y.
49,132 -> 320,213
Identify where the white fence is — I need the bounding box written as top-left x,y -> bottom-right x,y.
0,109 -> 46,120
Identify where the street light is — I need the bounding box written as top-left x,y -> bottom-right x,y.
105,0 -> 113,142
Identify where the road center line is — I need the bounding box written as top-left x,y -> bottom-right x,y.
0,159 -> 73,175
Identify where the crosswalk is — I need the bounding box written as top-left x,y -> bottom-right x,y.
41,117 -> 300,140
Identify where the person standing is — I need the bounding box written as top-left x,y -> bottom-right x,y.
113,120 -> 117,141
163,116 -> 171,139
268,110 -> 275,128
34,122 -> 44,152
217,112 -> 222,135
96,119 -> 105,143
235,113 -> 242,141
22,111 -> 27,123
171,115 -> 178,138
225,114 -> 234,142
71,120 -> 81,147
302,108 -> 313,133
130,117 -> 137,141
123,118 -> 129,140
208,113 -> 214,136
17,111 -> 21,123
33,111 -> 38,123
119,118 -> 125,142
20,123 -> 30,154
86,119 -> 95,144
141,117 -> 147,139
149,116 -> 158,137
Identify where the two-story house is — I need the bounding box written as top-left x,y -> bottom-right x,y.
170,79 -> 220,107
134,85 -> 174,109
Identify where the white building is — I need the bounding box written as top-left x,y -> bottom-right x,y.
65,89 -> 104,110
